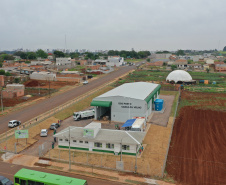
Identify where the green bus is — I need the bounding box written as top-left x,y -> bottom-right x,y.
14,168 -> 87,185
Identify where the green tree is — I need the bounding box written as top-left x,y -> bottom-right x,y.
146,58 -> 150,62
5,72 -> 11,76
36,49 -> 48,58
187,60 -> 193,64
14,51 -> 27,59
53,50 -> 65,58
176,50 -> 185,56
206,68 -> 210,73
14,78 -> 20,83
171,64 -> 177,71
70,52 -> 79,59
223,46 -> 226,51
0,69 -> 5,75
27,52 -> 37,59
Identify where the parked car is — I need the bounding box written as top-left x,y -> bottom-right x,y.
50,123 -> 60,130
0,176 -> 13,185
83,80 -> 88,85
40,129 -> 48,137
8,120 -> 21,128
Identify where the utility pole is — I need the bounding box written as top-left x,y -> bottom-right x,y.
69,126 -> 71,170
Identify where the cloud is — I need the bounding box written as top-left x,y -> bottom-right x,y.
0,0 -> 226,51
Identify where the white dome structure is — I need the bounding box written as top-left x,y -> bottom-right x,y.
166,70 -> 192,83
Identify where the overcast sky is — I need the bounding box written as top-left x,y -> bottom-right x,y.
0,0 -> 226,51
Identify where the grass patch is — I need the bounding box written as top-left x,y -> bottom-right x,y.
54,86 -> 114,120
125,179 -> 147,184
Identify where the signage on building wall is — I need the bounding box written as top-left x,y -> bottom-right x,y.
118,102 -> 142,109
15,130 -> 29,139
83,129 -> 94,137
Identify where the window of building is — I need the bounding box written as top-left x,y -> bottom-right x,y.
85,141 -> 88,144
106,143 -> 114,149
94,142 -> 102,148
73,140 -> 77,143
79,141 -> 83,143
65,139 -> 68,142
59,139 -> 63,141
122,145 -> 130,150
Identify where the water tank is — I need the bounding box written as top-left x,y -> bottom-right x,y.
199,80 -> 204,83
154,99 -> 164,111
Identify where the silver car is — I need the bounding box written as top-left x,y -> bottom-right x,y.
40,129 -> 48,137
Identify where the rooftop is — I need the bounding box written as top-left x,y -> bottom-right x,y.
55,126 -> 145,145
95,82 -> 160,100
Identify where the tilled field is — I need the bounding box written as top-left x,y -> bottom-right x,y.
166,106 -> 226,185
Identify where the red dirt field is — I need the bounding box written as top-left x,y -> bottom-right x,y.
24,80 -> 77,89
166,106 -> 226,185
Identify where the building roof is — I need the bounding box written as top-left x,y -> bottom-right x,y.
166,70 -> 192,83
95,82 -> 160,101
55,126 -> 146,145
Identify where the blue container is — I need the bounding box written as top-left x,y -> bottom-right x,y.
212,81 -> 216,84
199,80 -> 204,83
154,99 -> 164,111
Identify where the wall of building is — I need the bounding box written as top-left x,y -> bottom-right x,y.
56,77 -> 80,83
58,137 -> 137,155
2,89 -> 24,99
0,75 -> 4,87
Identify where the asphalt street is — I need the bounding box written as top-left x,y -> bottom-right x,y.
0,161 -> 124,185
0,64 -> 138,135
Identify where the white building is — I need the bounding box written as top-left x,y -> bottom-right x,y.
56,58 -> 71,66
55,122 -> 145,155
30,72 -> 56,81
91,82 -> 161,122
166,70 -> 192,83
107,56 -> 124,67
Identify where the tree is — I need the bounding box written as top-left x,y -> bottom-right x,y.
0,54 -> 15,62
36,49 -> 48,58
0,69 -> 5,75
206,68 -> 210,73
223,46 -> 226,51
224,59 -> 226,63
187,60 -> 193,64
27,52 -> 37,59
146,58 -> 150,62
53,50 -> 65,58
70,52 -> 79,59
171,65 -> 177,71
14,78 -> 20,83
14,51 -> 27,59
176,50 -> 185,56
5,72 -> 11,76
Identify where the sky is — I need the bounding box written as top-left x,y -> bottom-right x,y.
0,0 -> 226,51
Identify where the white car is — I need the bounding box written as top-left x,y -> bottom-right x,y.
40,129 -> 48,137
8,120 -> 21,128
83,81 -> 88,85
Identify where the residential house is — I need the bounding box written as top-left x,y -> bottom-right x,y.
188,63 -> 202,70
206,59 -> 215,64
56,58 -> 71,66
215,64 -> 226,72
147,61 -> 163,67
174,59 -> 188,69
2,84 -> 25,99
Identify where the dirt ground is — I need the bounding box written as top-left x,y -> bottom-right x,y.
24,80 -> 78,89
166,106 -> 226,185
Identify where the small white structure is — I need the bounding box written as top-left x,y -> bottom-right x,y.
56,58 -> 71,65
55,122 -> 145,155
107,56 -> 124,67
166,70 -> 192,83
30,72 -> 56,81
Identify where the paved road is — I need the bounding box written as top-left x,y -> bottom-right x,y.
0,65 -> 138,135
0,161 -> 124,185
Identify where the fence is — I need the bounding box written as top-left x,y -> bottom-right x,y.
160,87 -> 181,177
42,148 -> 163,176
